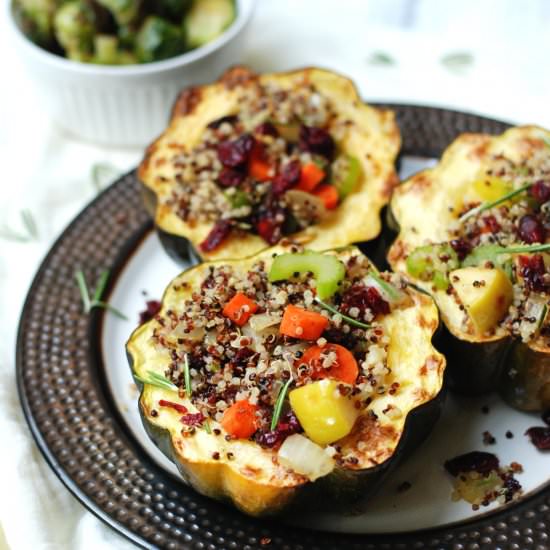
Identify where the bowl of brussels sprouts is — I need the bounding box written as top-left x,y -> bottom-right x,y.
8,0 -> 255,146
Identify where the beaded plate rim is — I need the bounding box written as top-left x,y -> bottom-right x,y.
16,104 -> 550,550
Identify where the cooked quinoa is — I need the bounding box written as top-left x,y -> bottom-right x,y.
158,80 -> 357,252
147,249 -> 409,448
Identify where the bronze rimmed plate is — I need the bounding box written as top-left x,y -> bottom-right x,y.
16,105 -> 550,549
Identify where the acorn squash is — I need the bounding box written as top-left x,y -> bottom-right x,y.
138,66 -> 400,263
126,245 -> 445,516
388,125 -> 550,411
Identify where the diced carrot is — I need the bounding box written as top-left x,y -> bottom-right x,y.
295,163 -> 325,192
313,184 -> 339,209
248,144 -> 272,181
299,344 -> 359,384
222,293 -> 258,326
280,304 -> 328,340
221,400 -> 259,439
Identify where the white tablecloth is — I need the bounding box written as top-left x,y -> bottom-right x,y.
1,1 -> 549,548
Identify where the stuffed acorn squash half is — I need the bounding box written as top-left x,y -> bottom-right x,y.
388,125 -> 550,411
138,66 -> 400,262
127,246 -> 445,516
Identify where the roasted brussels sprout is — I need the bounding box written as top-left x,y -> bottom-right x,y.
96,0 -> 141,25
53,1 -> 97,59
12,0 -> 60,48
184,0 -> 235,48
135,15 -> 185,62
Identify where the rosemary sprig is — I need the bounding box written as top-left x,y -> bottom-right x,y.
203,420 -> 212,434
91,162 -> 120,193
314,297 -> 371,329
0,209 -> 39,242
271,377 -> 293,431
459,182 -> 532,222
134,371 -> 178,391
367,271 -> 401,301
183,353 -> 192,397
367,51 -> 396,66
75,269 -> 128,319
462,242 -> 550,267
440,52 -> 474,73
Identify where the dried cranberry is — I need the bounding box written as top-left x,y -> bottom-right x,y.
158,400 -> 188,414
255,412 -> 302,449
444,451 -> 500,477
207,115 -> 238,129
180,412 -> 206,427
502,476 -> 522,502
256,218 -> 282,245
519,254 -> 548,292
518,214 -> 545,244
272,159 -> 301,195
254,122 -> 278,137
255,195 -> 286,244
139,299 -> 161,325
322,327 -> 358,350
298,125 -> 335,159
341,284 -> 390,317
450,238 -> 473,261
229,347 -> 256,370
483,215 -> 501,234
530,180 -> 550,203
199,219 -> 232,252
217,167 -> 245,188
217,134 -> 254,168
542,409 -> 550,426
525,426 -> 550,450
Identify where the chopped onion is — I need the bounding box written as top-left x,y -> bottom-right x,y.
249,312 -> 282,332
285,190 -> 328,223
278,434 -> 335,481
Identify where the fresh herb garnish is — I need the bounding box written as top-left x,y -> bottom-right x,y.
314,297 -> 371,329
203,420 -> 212,434
368,272 -> 401,301
0,209 -> 39,242
183,353 -> 192,397
271,377 -> 293,431
460,182 -> 532,222
367,51 -> 396,66
462,243 -> 550,267
440,52 -> 474,73
91,162 -> 120,193
75,269 -> 128,319
134,371 -> 178,391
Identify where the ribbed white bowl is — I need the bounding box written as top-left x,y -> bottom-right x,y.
7,0 -> 255,147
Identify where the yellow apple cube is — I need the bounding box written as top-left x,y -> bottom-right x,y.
289,379 -> 359,445
471,176 -> 512,202
450,267 -> 513,334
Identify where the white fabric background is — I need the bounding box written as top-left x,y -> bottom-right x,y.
1,0 -> 549,548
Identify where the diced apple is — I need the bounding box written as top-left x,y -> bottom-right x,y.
289,379 -> 359,445
450,267 -> 513,334
471,176 -> 512,202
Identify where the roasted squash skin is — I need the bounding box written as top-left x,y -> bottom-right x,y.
138,66 -> 401,264
387,126 -> 550,411
126,246 -> 445,516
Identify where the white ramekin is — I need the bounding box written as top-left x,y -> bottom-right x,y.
7,0 -> 255,147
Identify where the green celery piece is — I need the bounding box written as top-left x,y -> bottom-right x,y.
269,251 -> 346,300
225,189 -> 250,208
406,244 -> 459,290
462,243 -> 550,268
333,155 -> 361,198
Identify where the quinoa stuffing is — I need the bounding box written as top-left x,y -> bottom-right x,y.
157,79 -> 363,252
403,140 -> 550,344
148,250 -> 409,448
